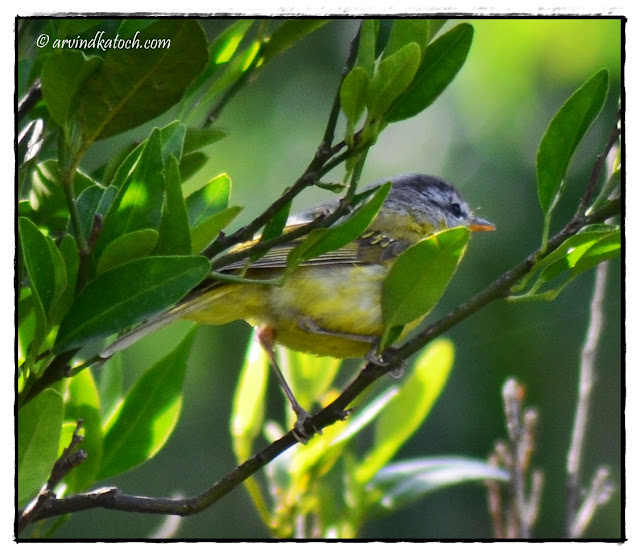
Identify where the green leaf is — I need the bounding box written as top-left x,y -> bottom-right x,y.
45,235 -> 68,319
186,173 -> 231,226
40,50 -> 102,128
55,255 -> 210,352
231,333 -> 270,462
384,19 -> 431,59
195,41 -> 261,114
18,217 -> 56,318
98,327 -> 196,480
183,127 -> 228,155
386,23 -> 473,123
427,19 -> 448,41
210,19 -> 255,64
153,156 -> 192,255
510,225 -> 620,299
76,20 -> 208,143
537,69 -> 609,217
367,42 -> 421,118
159,121 -> 186,165
94,128 -> 165,263
356,339 -> 455,483
340,67 -> 369,128
96,229 -> 159,275
190,205 -> 244,255
381,227 -> 470,349
246,202 -> 293,265
97,351 -> 123,422
18,389 -> 64,505
107,121 -> 188,190
184,19 -> 254,103
356,19 -> 379,76
185,173 -> 242,253
48,234 -> 79,326
287,182 -> 392,269
574,230 -> 621,273
28,160 -> 98,234
74,184 -> 119,243
370,456 -> 509,511
262,19 -> 331,61
74,185 -> 106,240
63,369 -> 103,493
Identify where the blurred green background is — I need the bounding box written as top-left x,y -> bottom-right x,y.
29,17 -> 621,539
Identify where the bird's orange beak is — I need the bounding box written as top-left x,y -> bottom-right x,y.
469,217 -> 496,232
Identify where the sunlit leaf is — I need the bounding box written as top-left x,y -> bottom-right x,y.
63,368 -> 103,493
18,217 -> 56,317
211,19 -> 255,64
93,128 -> 164,263
18,389 -> 63,505
356,339 -> 455,483
98,327 -> 196,480
510,225 -> 620,300
381,227 -> 469,350
153,156 -> 192,256
231,333 -> 269,462
186,173 -> 231,226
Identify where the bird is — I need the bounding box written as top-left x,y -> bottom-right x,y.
100,173 -> 494,437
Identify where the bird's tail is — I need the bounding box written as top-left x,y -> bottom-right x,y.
99,283 -> 236,359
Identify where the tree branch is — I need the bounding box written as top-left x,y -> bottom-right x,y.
17,193 -> 620,530
17,420 -> 87,535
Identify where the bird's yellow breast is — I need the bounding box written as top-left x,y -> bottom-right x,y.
185,264 -> 391,358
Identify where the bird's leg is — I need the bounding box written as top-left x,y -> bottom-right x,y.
297,316 -> 379,344
297,316 -> 404,376
365,345 -> 406,379
256,326 -> 314,443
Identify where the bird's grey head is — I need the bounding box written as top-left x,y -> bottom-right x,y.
381,174 -> 494,232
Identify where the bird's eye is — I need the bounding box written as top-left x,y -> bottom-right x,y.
449,202 -> 463,218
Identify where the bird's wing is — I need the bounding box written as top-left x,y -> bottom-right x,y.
218,198 -> 409,272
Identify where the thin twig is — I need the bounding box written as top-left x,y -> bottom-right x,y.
569,466 -> 615,538
487,379 -> 543,539
566,260 -> 610,537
